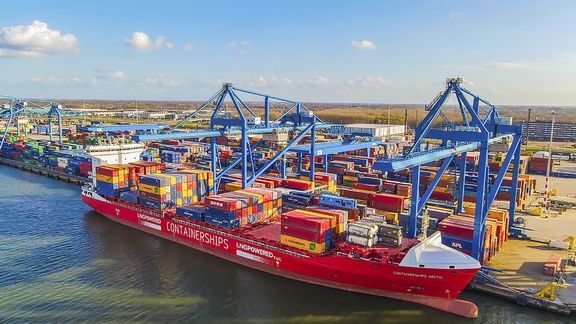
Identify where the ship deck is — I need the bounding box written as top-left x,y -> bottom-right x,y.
245,222 -> 420,263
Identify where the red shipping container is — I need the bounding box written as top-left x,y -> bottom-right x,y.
439,222 -> 474,240
281,224 -> 327,243
96,166 -> 118,176
281,210 -> 331,233
260,176 -> 283,187
340,188 -> 372,202
327,166 -> 347,175
79,162 -> 92,175
353,182 -> 379,191
369,193 -> 405,212
305,206 -> 346,224
204,196 -> 242,211
283,179 -> 313,190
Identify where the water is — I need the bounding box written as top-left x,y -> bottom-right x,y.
0,165 -> 571,323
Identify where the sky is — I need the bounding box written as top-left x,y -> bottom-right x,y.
0,0 -> 575,105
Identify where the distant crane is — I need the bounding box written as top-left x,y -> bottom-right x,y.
0,95 -> 80,151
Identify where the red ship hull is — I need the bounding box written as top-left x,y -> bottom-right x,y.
82,192 -> 479,318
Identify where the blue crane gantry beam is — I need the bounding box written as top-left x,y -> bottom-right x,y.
79,124 -> 169,133
133,123 -> 333,142
372,78 -> 523,261
372,134 -> 512,172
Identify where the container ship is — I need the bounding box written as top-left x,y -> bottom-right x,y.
82,163 -> 481,318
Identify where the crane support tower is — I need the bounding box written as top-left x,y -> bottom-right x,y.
373,78 -> 523,261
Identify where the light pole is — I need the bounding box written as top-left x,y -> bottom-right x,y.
387,105 -> 391,138
544,111 -> 556,212
526,108 -> 532,145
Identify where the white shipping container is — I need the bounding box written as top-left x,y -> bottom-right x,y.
347,223 -> 378,237
548,240 -> 569,250
57,157 -> 69,166
347,234 -> 376,247
345,124 -> 406,137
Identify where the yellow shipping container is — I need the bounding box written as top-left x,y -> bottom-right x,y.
336,223 -> 346,234
225,182 -> 243,192
139,183 -> 168,195
280,234 -> 325,254
96,174 -> 119,183
463,203 -> 508,222
343,175 -> 359,182
375,210 -> 399,224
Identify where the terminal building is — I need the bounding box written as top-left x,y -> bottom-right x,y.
519,121 -> 576,142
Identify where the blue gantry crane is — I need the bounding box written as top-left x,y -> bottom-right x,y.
134,83 -> 383,194
135,83 -> 334,193
372,78 -> 523,261
0,96 -> 80,151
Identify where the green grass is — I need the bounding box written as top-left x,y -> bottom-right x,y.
523,146 -> 576,154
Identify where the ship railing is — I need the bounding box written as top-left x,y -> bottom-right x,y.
334,251 -> 377,263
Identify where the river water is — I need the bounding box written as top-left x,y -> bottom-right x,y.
0,165 -> 571,323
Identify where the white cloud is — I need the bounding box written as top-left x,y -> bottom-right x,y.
0,20 -> 78,58
228,40 -> 250,54
441,62 -> 545,70
351,40 -> 376,50
481,62 -> 543,70
0,48 -> 41,58
124,32 -> 170,51
183,43 -> 194,51
345,76 -> 391,88
228,40 -> 249,48
27,76 -> 83,86
247,76 -> 295,88
93,69 -> 125,80
306,76 -> 331,88
110,70 -> 125,79
140,73 -> 180,87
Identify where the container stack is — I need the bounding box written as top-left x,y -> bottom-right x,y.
346,221 -> 378,248
438,205 -> 509,264
317,194 -> 361,221
280,209 -> 333,254
346,216 -> 403,248
299,172 -> 337,192
176,169 -> 214,198
137,172 -> 208,210
204,188 -> 282,229
1,139 -> 94,178
281,192 -> 315,212
161,151 -> 183,164
138,175 -> 173,209
95,165 -> 129,197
